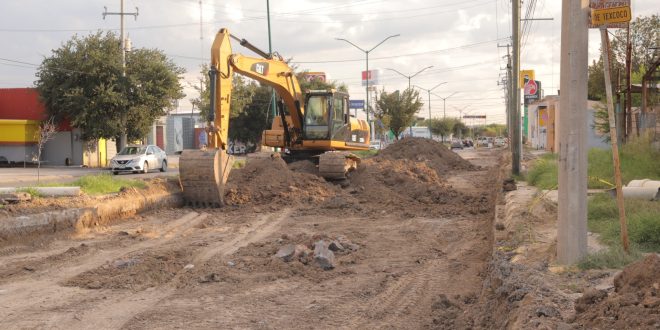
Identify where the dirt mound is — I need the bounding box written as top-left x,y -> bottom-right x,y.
224,155 -> 339,206
574,254 -> 660,329
378,137 -> 477,174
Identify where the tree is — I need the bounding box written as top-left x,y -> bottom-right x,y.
374,89 -> 423,140
427,117 -> 456,141
610,15 -> 659,73
34,117 -> 57,184
592,102 -> 611,142
36,31 -> 185,144
453,121 -> 468,138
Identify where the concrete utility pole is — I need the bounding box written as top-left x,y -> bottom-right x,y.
557,0 -> 589,264
511,0 -> 521,175
103,0 -> 138,150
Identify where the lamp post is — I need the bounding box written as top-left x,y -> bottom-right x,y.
413,82 -> 447,139
452,105 -> 472,139
387,66 -> 434,90
432,92 -> 458,118
336,34 -> 400,140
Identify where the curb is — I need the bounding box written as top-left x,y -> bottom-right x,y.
0,189 -> 183,244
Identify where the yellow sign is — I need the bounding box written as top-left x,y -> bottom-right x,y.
591,6 -> 631,26
520,70 -> 535,89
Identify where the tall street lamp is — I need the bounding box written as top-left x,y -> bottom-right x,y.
433,92 -> 458,119
413,82 -> 447,138
387,66 -> 433,90
336,34 -> 400,140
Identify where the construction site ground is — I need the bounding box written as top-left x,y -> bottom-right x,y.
1,138 -> 658,329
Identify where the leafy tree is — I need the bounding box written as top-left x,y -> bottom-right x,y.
190,65 -> 257,122
34,117 -> 57,184
453,121 -> 469,138
374,89 -> 422,140
229,85 -> 272,146
592,102 -> 611,142
610,15 -> 659,72
427,117 -> 456,141
36,31 -> 185,144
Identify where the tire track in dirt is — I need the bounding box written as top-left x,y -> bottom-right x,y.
53,208 -> 291,330
0,210 -> 207,328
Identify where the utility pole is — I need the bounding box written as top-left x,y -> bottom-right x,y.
103,0 -> 138,150
499,43 -> 512,146
433,92 -> 458,119
511,0 -> 521,175
413,82 -> 447,139
557,0 -> 589,264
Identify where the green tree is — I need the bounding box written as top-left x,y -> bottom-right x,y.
427,117 -> 456,141
592,102 -> 611,142
190,65 -> 257,122
36,31 -> 184,143
374,89 -> 422,140
453,120 -> 468,137
610,15 -> 659,72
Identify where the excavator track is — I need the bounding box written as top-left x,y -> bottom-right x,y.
318,151 -> 360,180
179,149 -> 234,207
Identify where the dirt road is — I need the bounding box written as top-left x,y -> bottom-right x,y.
0,141 -> 501,329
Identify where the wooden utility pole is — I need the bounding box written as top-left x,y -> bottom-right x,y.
600,28 -> 630,253
557,0 -> 589,264
511,0 -> 521,175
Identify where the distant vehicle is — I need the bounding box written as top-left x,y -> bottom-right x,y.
462,139 -> 474,148
450,139 -> 464,150
110,144 -> 167,175
369,139 -> 382,150
477,137 -> 489,147
494,137 -> 506,147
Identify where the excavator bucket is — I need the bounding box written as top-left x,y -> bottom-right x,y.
179,149 -> 234,207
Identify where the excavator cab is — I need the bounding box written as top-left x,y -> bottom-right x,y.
303,90 -> 346,141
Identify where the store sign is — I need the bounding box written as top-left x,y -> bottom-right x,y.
361,70 -> 380,86
349,100 -> 365,109
524,80 -> 542,105
303,72 -> 326,82
519,70 -> 535,88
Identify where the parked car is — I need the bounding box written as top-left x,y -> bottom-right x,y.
494,136 -> 506,147
450,139 -> 464,150
462,139 -> 474,148
477,137 -> 489,147
110,145 -> 167,175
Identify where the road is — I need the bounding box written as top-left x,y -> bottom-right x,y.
0,146 -> 501,329
0,155 -> 180,187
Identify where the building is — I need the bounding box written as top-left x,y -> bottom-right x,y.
527,96 -> 610,152
0,88 -> 115,167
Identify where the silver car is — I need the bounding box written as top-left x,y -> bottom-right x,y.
110,145 -> 167,175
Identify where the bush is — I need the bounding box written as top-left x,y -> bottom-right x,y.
72,174 -> 146,195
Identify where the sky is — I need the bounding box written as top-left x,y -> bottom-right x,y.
0,0 -> 656,124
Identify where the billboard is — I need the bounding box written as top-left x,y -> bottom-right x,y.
519,70 -> 535,88
302,72 -> 326,82
361,70 -> 381,86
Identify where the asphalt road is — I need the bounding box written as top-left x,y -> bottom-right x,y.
0,156 -> 179,187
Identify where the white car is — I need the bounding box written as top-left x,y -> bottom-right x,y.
110,145 -> 167,175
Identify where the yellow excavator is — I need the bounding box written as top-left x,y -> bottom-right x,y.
179,28 -> 371,206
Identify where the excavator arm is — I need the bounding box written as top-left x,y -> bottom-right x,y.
179,28 -> 306,207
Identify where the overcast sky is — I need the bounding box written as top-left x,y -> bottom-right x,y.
0,0 -> 656,124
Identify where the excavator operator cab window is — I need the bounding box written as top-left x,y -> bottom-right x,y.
304,95 -> 330,140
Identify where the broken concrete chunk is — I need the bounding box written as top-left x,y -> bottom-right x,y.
0,192 -> 31,204
313,240 -> 335,270
275,244 -> 297,262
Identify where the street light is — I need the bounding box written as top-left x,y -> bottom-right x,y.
452,105 -> 472,139
413,82 -> 447,138
336,34 -> 400,140
387,66 -> 434,90
432,91 -> 459,118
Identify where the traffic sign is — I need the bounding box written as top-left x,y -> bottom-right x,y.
349,100 -> 365,109
589,0 -> 630,29
591,6 -> 631,26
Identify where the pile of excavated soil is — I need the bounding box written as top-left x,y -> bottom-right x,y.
377,137 -> 478,174
223,140 -> 490,217
223,155 -> 340,206
573,254 -> 660,329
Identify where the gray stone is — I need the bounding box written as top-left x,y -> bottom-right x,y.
275,244 -> 296,262
0,192 -> 31,203
313,240 -> 335,270
328,241 -> 344,252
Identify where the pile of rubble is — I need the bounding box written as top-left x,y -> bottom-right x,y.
274,235 -> 359,271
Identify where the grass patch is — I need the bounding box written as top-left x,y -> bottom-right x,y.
588,193 -> 660,252
526,136 -> 660,189
70,174 -> 147,195
526,153 -> 558,189
352,150 -> 379,158
578,245 -> 644,270
232,159 -> 246,169
16,187 -> 42,198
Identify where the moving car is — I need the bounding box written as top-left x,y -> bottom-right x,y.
110,145 -> 167,175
